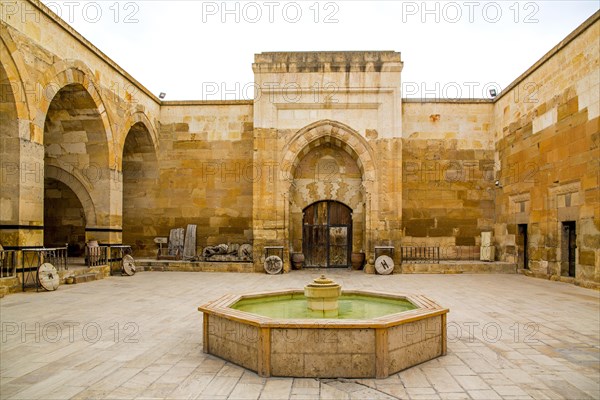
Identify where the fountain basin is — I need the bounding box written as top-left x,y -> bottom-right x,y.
198,289 -> 448,378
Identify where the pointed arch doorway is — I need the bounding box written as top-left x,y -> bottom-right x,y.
302,201 -> 352,268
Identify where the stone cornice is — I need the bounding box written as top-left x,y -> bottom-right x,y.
253,51 -> 403,73
402,98 -> 494,104
161,100 -> 253,106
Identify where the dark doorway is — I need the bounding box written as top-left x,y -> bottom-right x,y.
561,221 -> 577,278
44,178 -> 86,257
302,201 -> 352,268
517,224 -> 528,270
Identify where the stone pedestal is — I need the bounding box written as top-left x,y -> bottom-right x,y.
304,275 -> 342,317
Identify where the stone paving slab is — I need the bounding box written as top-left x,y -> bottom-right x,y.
0,271 -> 598,399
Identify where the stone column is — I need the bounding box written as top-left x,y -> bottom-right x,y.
0,138 -> 45,248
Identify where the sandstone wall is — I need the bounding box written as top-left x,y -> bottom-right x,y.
142,102 -> 254,257
492,12 -> 599,285
401,101 -> 495,257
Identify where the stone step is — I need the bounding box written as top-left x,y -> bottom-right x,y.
72,273 -> 102,284
401,261 -> 517,274
136,259 -> 254,273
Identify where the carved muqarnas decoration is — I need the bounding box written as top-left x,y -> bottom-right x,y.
202,244 -> 253,262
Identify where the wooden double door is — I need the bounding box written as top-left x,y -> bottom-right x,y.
302,201 -> 352,268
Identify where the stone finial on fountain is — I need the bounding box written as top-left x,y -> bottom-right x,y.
304,275 -> 342,317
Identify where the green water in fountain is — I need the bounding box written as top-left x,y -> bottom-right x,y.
231,293 -> 417,319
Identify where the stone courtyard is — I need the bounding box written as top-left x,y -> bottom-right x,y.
1,271 -> 599,400
1,1 -> 599,290
1,2 -> 599,399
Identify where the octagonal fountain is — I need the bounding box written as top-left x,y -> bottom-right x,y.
198,276 -> 448,378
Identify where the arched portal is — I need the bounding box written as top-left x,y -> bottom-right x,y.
122,121 -> 159,256
289,142 -> 365,255
302,201 -> 353,268
286,121 -> 373,268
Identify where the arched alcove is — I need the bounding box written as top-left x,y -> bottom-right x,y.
122,121 -> 159,256
44,83 -> 110,168
289,142 -> 365,259
285,121 -> 374,267
42,79 -> 114,230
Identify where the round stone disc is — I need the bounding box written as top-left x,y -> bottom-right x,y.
239,244 -> 253,259
122,255 -> 136,276
38,262 -> 60,291
375,255 -> 394,275
264,255 -> 283,275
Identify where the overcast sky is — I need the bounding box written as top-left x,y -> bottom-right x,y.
40,1 -> 599,100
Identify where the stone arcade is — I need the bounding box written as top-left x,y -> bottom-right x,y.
0,1 -> 599,288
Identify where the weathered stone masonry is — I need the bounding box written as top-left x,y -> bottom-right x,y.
0,1 -> 598,286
